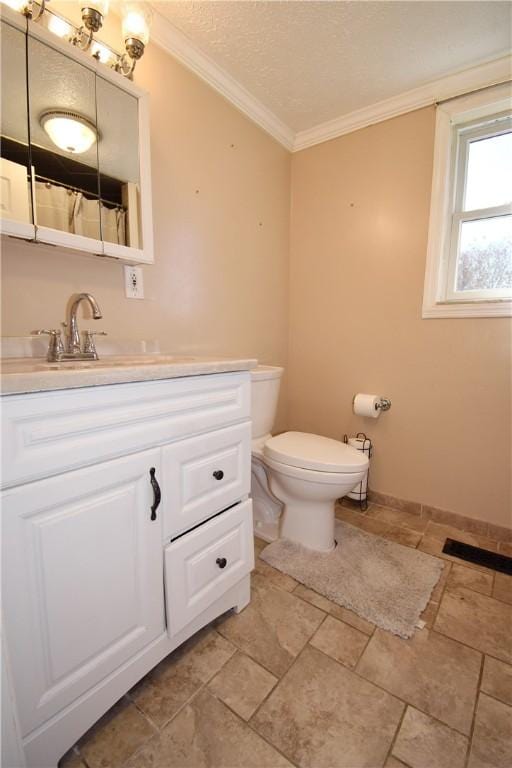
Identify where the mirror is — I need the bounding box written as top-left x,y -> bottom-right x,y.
0,15 -> 148,259
96,76 -> 142,249
28,34 -> 102,241
0,20 -> 33,228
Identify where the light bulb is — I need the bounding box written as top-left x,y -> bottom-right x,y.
122,2 -> 152,46
80,0 -> 109,33
1,0 -> 28,11
47,13 -> 72,38
40,111 -> 97,154
91,41 -> 112,64
82,1 -> 109,16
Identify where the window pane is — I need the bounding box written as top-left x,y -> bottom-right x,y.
456,215 -> 512,292
464,131 -> 512,211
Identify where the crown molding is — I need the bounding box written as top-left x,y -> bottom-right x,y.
150,9 -> 295,150
149,8 -> 511,156
293,53 -> 512,152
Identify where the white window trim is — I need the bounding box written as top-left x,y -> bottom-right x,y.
422,83 -> 512,319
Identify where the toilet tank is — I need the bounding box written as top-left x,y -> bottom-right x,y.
251,365 -> 284,440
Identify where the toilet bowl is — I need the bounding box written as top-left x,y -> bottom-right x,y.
251,366 -> 369,551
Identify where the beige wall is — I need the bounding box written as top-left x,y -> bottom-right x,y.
0,33 -> 291,428
288,106 -> 511,527
1,18 -> 510,524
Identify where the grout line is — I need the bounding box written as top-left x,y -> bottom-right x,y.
311,638 -> 474,742
464,661 -> 485,768
382,702 -> 409,767
477,688 -> 512,709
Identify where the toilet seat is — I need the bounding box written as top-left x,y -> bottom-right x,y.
263,454 -> 365,486
264,431 -> 368,473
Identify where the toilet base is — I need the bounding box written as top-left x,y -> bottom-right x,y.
280,499 -> 336,552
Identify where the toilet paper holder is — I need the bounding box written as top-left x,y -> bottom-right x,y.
352,395 -> 392,413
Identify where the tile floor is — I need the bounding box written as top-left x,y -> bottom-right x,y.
61,502 -> 512,768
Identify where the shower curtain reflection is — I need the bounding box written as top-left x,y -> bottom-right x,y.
35,180 -> 126,244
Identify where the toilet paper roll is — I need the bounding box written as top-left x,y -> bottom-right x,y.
353,393 -> 381,419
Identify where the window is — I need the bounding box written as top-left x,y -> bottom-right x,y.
423,84 -> 512,318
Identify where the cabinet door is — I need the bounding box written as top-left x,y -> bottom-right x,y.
27,33 -> 104,254
0,17 -> 35,240
96,76 -> 152,263
2,450 -> 165,736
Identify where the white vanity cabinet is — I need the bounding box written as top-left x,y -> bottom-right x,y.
1,371 -> 253,768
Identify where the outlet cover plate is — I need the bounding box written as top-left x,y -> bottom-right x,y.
124,265 -> 144,299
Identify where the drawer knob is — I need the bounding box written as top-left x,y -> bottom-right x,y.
213,470 -> 224,480
216,557 -> 227,569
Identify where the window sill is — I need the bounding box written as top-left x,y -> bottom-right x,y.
422,299 -> 512,319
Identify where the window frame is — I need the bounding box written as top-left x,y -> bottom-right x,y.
422,83 -> 512,318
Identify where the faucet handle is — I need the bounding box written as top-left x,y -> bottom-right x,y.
82,330 -> 107,355
31,329 -> 65,360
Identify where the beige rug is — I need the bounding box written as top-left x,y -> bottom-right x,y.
260,520 -> 444,638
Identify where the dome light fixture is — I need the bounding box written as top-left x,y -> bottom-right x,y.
40,110 -> 98,155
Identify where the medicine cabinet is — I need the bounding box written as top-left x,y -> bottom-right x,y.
0,7 -> 153,264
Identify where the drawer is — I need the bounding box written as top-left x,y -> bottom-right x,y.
162,422 -> 251,540
165,500 -> 254,637
1,372 -> 250,489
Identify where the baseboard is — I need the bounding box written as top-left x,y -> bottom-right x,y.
361,490 -> 512,544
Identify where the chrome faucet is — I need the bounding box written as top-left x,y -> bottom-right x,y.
67,293 -> 103,354
32,292 -> 107,362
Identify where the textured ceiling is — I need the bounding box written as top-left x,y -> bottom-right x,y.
152,0 -> 511,133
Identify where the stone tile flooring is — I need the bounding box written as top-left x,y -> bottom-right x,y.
61,502 -> 512,768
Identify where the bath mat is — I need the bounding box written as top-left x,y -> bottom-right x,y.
260,520 -> 444,639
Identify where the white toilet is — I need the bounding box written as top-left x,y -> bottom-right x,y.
251,365 -> 369,552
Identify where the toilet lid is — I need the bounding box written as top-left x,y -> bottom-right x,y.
264,432 -> 369,473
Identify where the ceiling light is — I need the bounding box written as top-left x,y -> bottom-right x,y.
40,111 -> 98,154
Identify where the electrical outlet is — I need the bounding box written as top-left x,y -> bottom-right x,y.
124,265 -> 144,299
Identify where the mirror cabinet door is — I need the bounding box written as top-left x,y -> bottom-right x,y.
0,20 -> 33,235
96,76 -> 142,252
27,35 -> 102,245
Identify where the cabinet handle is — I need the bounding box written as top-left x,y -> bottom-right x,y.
216,557 -> 227,569
149,467 -> 161,521
213,470 -> 224,480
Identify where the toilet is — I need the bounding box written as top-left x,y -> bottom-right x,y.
251,365 -> 369,552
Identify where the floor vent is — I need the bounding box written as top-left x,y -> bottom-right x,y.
442,538 -> 512,575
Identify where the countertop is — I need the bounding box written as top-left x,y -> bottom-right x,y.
1,355 -> 258,395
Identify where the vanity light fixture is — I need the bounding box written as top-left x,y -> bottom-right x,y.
2,0 -> 151,78
116,2 -> 153,76
1,0 -> 45,20
71,1 -> 109,51
40,110 -> 98,155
